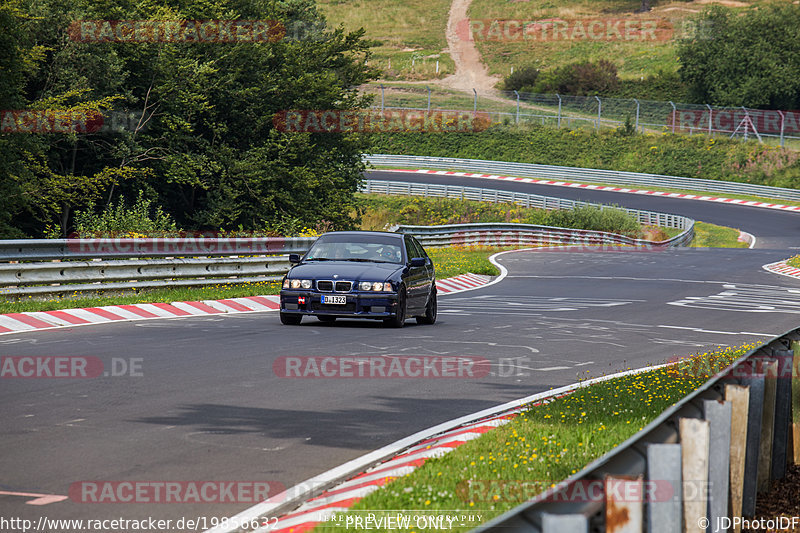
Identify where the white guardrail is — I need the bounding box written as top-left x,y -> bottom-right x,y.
0,180 -> 693,297
365,154 -> 800,202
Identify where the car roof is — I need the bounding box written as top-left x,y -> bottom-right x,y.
319,231 -> 404,239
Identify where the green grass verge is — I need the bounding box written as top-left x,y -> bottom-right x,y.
690,221 -> 749,248
313,342 -> 759,532
787,255 -> 800,268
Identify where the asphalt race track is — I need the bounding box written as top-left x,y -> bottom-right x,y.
3,171 -> 800,527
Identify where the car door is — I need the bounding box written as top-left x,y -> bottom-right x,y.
404,235 -> 427,312
411,236 -> 434,299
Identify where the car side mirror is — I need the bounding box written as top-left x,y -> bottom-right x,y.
289,253 -> 301,264
410,257 -> 426,267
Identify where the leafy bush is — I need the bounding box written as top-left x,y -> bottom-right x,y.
359,195 -> 643,238
504,66 -> 540,92
535,60 -> 619,96
70,192 -> 178,237
678,4 -> 800,109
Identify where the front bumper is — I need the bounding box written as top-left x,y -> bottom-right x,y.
280,290 -> 399,319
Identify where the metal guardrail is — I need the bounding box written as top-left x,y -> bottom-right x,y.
477,328 -> 800,533
396,222 -> 692,249
365,154 -> 800,202
361,180 -> 695,232
0,237 -> 315,262
0,179 -> 692,296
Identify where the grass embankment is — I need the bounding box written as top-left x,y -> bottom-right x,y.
316,0 -> 453,80
314,343 -> 759,532
787,256 -> 800,268
367,124 -> 800,190
691,221 -> 749,248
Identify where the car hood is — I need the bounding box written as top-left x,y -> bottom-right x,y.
287,261 -> 403,281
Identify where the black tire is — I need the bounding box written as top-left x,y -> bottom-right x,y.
280,312 -> 302,325
384,288 -> 407,328
317,316 -> 336,323
416,288 -> 437,325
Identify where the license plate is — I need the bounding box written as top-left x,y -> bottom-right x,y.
322,295 -> 347,305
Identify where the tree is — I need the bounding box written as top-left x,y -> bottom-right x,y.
678,4 -> 800,109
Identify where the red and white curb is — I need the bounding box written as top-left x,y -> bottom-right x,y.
207,360 -> 674,533
388,169 -> 800,214
0,275 -> 494,335
763,260 -> 800,281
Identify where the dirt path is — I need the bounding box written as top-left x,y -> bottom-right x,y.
439,0 -> 501,94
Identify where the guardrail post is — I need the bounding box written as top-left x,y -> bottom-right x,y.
793,340 -> 800,465
725,384 -> 750,532
757,360 -> 778,492
541,513 -> 587,533
605,475 -> 643,533
740,373 -> 765,516
704,399 -> 732,532
680,417 -> 709,533
771,348 -> 794,479
646,444 -> 681,533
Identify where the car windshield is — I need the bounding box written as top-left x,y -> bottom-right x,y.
304,235 -> 404,264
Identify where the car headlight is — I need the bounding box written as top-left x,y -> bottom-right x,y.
360,282 -> 392,291
285,279 -> 312,289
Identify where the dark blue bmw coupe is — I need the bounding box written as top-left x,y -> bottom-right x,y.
279,231 -> 437,327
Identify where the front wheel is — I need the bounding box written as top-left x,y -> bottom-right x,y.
384,288 -> 407,328
280,312 -> 302,325
416,288 -> 437,325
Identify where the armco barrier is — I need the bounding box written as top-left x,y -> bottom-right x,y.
365,154 -> 800,202
476,329 -> 800,533
360,180 -> 695,232
396,222 -> 692,248
0,180 -> 692,297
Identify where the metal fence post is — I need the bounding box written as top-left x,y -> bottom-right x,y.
633,98 -> 640,131
426,86 -> 431,112
595,95 -> 601,129
556,93 -> 562,127
778,111 -> 786,147
514,90 -> 520,124
380,84 -> 385,112
473,88 -> 477,114
670,101 -> 676,133
706,104 -> 713,135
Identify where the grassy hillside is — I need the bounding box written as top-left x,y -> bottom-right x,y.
317,0 -> 454,80
319,0 -> 767,84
